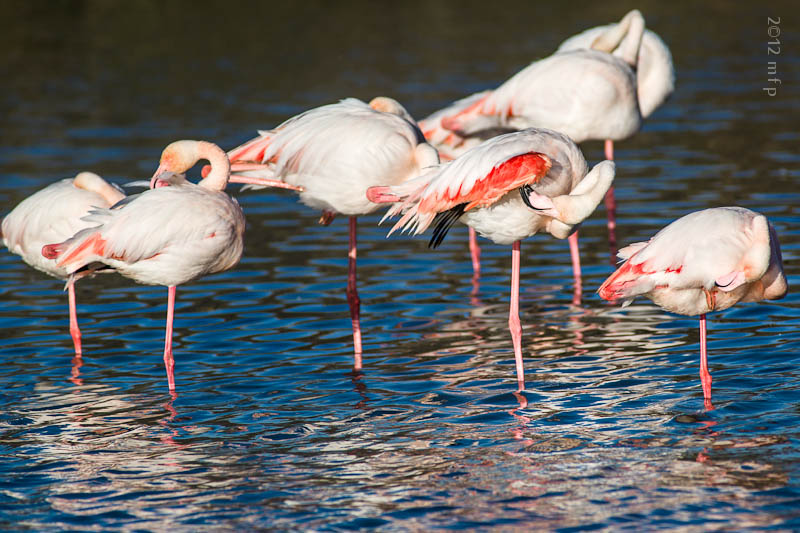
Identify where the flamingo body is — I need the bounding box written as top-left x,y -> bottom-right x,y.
47,179 -> 244,287
599,207 -> 787,314
436,50 -> 640,146
557,14 -> 675,118
229,98 -> 439,216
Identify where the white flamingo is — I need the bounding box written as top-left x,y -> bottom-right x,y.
209,97 -> 440,370
598,207 -> 788,407
367,128 -> 615,390
42,141 -> 246,391
2,172 -> 125,356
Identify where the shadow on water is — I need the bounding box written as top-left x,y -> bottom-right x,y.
1,0 -> 800,529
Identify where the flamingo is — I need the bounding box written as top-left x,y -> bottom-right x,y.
2,172 -> 125,357
367,128 -> 615,390
598,207 -> 788,407
207,97 -> 440,370
420,11 -> 656,275
41,140 -> 246,392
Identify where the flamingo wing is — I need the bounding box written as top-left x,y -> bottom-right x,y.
381,133 -> 552,237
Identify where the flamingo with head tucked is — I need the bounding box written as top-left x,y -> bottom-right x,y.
42,141 -> 246,391
367,128 -> 615,390
598,207 -> 787,407
2,172 -> 125,357
208,97 -> 440,370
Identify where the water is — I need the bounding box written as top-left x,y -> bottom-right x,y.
1,1 -> 799,530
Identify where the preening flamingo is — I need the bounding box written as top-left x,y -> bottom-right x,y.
2,172 -> 125,357
598,207 -> 788,407
42,141 -> 246,392
420,9 -> 647,274
212,97 -> 440,369
368,128 -> 615,390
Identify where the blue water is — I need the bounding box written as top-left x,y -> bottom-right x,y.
1,2 -> 800,530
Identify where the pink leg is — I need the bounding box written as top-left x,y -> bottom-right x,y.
469,227 -> 481,297
699,313 -> 713,408
469,227 -> 481,277
347,216 -> 363,370
164,286 -> 176,392
568,231 -> 582,306
68,282 -> 82,356
509,241 -> 525,391
604,139 -> 618,263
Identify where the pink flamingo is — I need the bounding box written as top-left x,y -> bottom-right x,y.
207,97 -> 440,370
367,128 -> 615,390
2,172 -> 125,357
420,9 -> 649,273
598,207 -> 788,407
42,140 -> 246,392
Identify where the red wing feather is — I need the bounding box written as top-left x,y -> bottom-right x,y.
418,152 -> 551,215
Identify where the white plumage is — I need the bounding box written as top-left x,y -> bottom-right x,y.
228,98 -> 439,216
557,10 -> 675,119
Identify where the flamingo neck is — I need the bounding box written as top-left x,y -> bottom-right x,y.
591,9 -> 645,68
619,11 -> 645,67
73,172 -> 125,204
197,141 -> 231,191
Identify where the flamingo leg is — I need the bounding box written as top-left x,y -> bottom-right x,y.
699,313 -> 713,406
164,285 -> 177,392
347,216 -> 363,370
469,227 -> 481,297
509,241 -> 525,391
67,282 -> 82,356
568,231 -> 582,306
604,139 -> 618,263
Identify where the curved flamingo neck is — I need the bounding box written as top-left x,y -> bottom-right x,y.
73,172 -> 125,204
196,141 -> 231,191
591,9 -> 645,67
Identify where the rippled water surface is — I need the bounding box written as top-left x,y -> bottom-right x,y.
2,1 -> 800,530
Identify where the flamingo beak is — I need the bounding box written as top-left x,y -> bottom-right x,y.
150,164 -> 167,189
